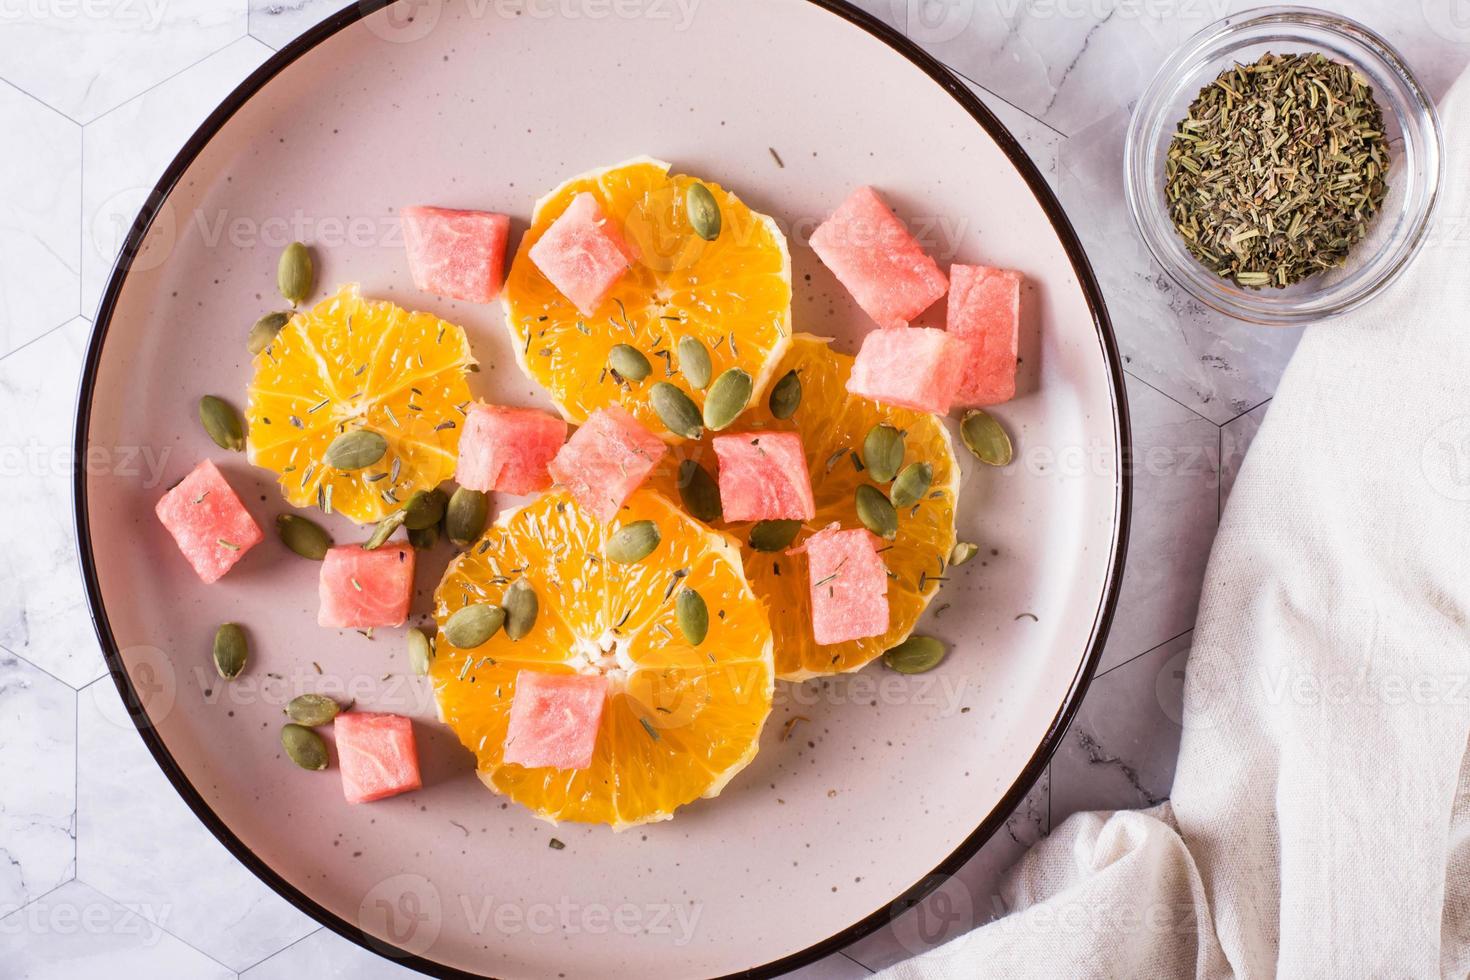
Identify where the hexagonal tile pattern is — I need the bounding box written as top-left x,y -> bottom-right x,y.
0,653 -> 77,912
81,36 -> 273,316
241,928 -> 426,979
248,0 -> 357,50
0,0 -> 247,124
0,879 -> 234,978
77,677 -> 316,971
1220,399 -> 1270,510
0,84 -> 81,357
0,318 -> 109,689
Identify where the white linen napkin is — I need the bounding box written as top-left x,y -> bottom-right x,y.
878,75 -> 1470,980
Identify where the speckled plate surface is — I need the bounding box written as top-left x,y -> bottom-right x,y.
74,1 -> 1129,976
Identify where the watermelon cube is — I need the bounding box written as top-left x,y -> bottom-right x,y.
528,192 -> 634,316
802,525 -> 890,645
713,431 -> 815,522
402,205 -> 512,303
947,264 -> 1021,406
456,403 -> 568,496
847,326 -> 964,415
154,459 -> 264,584
548,405 -> 667,521
335,712 -> 422,804
503,671 -> 609,770
809,186 -> 948,329
318,545 -> 415,629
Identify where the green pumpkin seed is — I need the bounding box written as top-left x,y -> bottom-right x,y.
855,484 -> 898,540
363,509 -> 406,550
281,723 -> 328,770
676,460 -> 722,523
212,623 -> 247,680
504,579 -> 539,641
407,627 -> 433,676
324,429 -> 388,471
676,336 -> 712,389
276,513 -> 332,560
199,395 -> 244,452
703,368 -> 752,431
248,311 -> 290,355
768,370 -> 802,420
404,488 -> 447,530
277,241 -> 314,306
650,382 -> 704,439
607,344 -> 651,382
408,523 -> 440,550
444,603 -> 505,648
890,462 -> 934,509
446,487 -> 489,546
606,520 -> 661,564
749,519 -> 802,552
675,588 -> 709,646
883,635 -> 948,674
862,424 -> 905,483
949,541 -> 979,566
960,410 -> 1013,466
286,693 -> 341,727
686,182 -> 722,241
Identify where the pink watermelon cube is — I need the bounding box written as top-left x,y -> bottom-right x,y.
847,326 -> 964,415
154,459 -> 264,584
335,712 -> 421,804
528,192 -> 634,316
548,405 -> 667,521
318,545 -> 415,629
713,431 -> 815,522
503,671 -> 609,770
802,525 -> 890,645
809,186 -> 948,329
947,264 -> 1021,406
402,205 -> 512,303
456,403 -> 568,496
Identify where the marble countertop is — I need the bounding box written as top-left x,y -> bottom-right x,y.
2,1 -> 1463,976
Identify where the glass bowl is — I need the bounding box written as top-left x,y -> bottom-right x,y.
1124,5 -> 1443,325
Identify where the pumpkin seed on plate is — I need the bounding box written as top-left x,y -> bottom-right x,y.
686,182 -> 722,241
606,520 -> 661,564
324,429 -> 388,471
650,382 -> 703,439
855,484 -> 898,540
277,241 -> 314,306
286,693 -> 341,727
960,410 -> 1013,466
363,509 -> 406,550
212,623 -> 247,680
607,344 -> 652,382
749,519 -> 801,552
199,395 -> 244,452
883,635 -> 948,674
281,723 -> 328,770
248,311 -> 290,355
404,488 -> 447,530
504,579 -> 539,640
276,513 -> 332,560
949,541 -> 979,566
676,459 -> 722,523
862,424 -> 905,484
444,603 -> 505,648
768,370 -> 802,419
408,523 -> 440,550
675,588 -> 709,646
890,461 -> 933,509
676,336 -> 712,389
407,627 -> 433,676
703,367 -> 752,431
446,487 -> 489,546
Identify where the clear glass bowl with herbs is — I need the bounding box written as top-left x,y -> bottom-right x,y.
1125,6 -> 1442,325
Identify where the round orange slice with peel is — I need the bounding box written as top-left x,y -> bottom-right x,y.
502,157 -> 792,438
430,488 -> 774,829
652,335 -> 959,681
246,284 -> 475,525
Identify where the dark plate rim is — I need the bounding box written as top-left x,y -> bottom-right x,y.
71,1 -> 1132,976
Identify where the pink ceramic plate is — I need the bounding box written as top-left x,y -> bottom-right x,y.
75,1 -> 1129,976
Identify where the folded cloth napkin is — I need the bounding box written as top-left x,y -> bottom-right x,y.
879,77 -> 1470,980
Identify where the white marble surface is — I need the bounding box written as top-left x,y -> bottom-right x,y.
0,0 -> 1457,975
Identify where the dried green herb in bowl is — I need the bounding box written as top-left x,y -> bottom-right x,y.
1165,51 -> 1390,290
